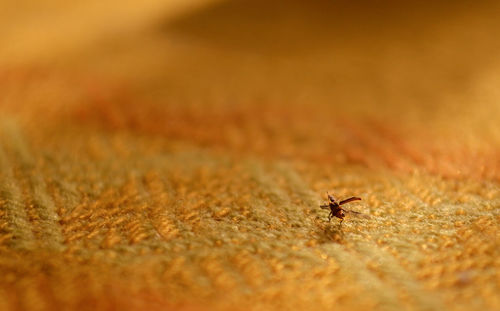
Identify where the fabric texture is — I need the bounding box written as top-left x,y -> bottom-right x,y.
1,1 -> 499,310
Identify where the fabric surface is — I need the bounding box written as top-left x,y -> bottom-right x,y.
1,1 -> 499,310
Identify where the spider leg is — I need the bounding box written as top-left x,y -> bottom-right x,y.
339,197 -> 361,205
327,193 -> 336,203
328,212 -> 333,222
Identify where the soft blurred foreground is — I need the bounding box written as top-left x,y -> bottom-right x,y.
0,1 -> 499,311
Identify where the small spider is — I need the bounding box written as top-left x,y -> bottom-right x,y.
320,193 -> 362,224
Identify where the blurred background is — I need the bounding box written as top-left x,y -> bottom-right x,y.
1,1 -> 500,311
2,0 -> 500,179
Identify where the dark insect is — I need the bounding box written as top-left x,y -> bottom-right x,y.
320,193 -> 362,224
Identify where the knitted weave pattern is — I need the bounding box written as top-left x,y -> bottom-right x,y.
1,1 -> 499,311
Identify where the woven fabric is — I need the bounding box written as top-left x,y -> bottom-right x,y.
1,1 -> 499,310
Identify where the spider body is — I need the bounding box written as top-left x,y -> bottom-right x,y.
320,193 -> 361,224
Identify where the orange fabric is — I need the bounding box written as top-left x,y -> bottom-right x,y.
1,1 -> 499,310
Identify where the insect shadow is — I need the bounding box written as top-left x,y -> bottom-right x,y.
313,219 -> 345,244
